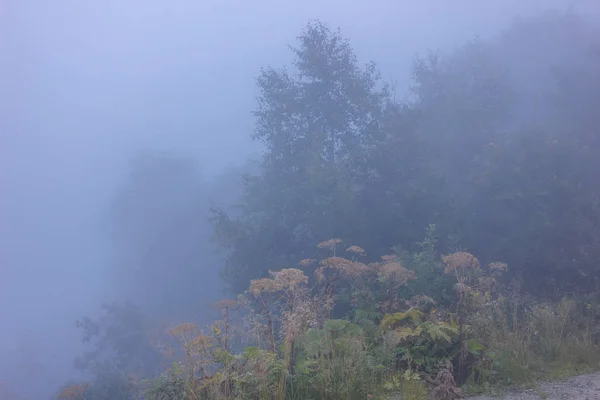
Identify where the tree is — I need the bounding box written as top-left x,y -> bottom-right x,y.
108,151 -> 222,322
212,21 -> 392,293
406,10 -> 600,293
213,11 -> 600,297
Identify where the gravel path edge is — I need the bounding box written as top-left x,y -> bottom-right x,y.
465,371 -> 600,400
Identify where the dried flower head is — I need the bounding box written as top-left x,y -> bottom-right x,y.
271,268 -> 308,289
319,257 -> 372,278
345,262 -> 372,277
381,254 -> 397,262
454,282 -> 473,295
317,238 -> 342,250
249,277 -> 282,295
378,261 -> 416,284
477,276 -> 497,293
346,245 -> 366,255
169,322 -> 198,338
280,297 -> 319,338
298,258 -> 316,267
488,261 -> 508,273
314,266 -> 326,282
442,252 -> 480,274
320,256 -> 354,270
191,333 -> 213,349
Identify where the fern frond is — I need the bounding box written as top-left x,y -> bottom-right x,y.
379,308 -> 424,332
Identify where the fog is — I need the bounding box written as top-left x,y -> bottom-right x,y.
1,0 -> 598,398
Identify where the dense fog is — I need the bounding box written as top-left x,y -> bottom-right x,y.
1,1 -> 599,399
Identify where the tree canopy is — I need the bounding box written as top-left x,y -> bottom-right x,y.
212,14 -> 600,296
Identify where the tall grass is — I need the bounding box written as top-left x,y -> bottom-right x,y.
465,294 -> 600,392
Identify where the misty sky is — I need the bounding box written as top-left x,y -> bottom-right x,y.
1,0 -> 597,398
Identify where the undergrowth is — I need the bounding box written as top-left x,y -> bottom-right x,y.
58,227 -> 600,400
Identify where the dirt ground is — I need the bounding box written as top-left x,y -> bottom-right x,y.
466,371 -> 600,400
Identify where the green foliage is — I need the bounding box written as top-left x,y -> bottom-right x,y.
55,11 -> 600,400
465,294 -> 600,392
382,372 -> 428,400
211,19 -> 393,294
294,320 -> 379,400
144,373 -> 186,400
60,235 -> 600,400
380,309 -> 425,332
400,225 -> 456,306
212,12 -> 600,299
381,307 -> 460,376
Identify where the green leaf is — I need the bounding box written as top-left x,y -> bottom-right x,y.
467,338 -> 486,354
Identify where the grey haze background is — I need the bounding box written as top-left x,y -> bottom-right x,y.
1,0 -> 597,398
